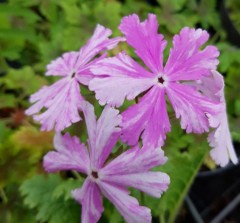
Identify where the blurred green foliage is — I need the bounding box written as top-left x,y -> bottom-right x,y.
0,0 -> 240,222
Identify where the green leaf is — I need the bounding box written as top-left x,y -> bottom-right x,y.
93,1 -> 122,33
158,0 -> 187,11
1,66 -> 47,95
0,126 -> 53,186
0,121 -> 11,142
20,174 -> 80,223
235,100 -> 240,116
40,0 -> 59,22
0,4 -> 40,24
217,43 -> 240,73
158,9 -> 198,34
0,184 -> 36,223
58,0 -> 82,25
9,126 -> 54,157
159,141 -> 208,222
8,0 -> 39,7
53,178 -> 84,201
0,94 -> 16,108
141,132 -> 209,223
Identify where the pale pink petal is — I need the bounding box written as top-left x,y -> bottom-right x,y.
26,78 -> 83,131
195,72 -> 224,102
121,86 -> 170,147
164,27 -> 219,81
72,178 -> 103,223
43,133 -> 90,174
119,14 -> 167,73
198,71 -> 238,166
89,52 -> 155,107
81,102 -> 97,154
82,102 -> 121,170
99,181 -> 151,223
208,111 -> 238,167
78,24 -> 125,67
76,53 -> 107,85
166,82 -> 221,134
101,146 -> 167,175
46,52 -> 80,77
101,172 -> 170,198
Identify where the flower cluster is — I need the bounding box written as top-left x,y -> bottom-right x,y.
26,13 -> 237,223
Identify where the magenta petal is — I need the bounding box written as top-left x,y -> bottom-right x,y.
121,86 -> 170,147
82,102 -> 121,170
90,52 -> 155,107
166,82 -> 220,134
101,172 -> 170,198
164,27 -> 219,81
99,181 -> 151,223
119,14 -> 166,73
101,146 -> 167,175
43,133 -> 90,174
78,24 -> 124,67
72,178 -> 103,223
26,78 -> 83,131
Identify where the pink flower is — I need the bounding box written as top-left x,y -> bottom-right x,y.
89,14 -> 221,148
195,71 -> 238,166
25,25 -> 124,131
43,102 -> 170,223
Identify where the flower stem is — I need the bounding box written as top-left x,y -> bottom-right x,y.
71,171 -> 81,179
160,213 -> 165,223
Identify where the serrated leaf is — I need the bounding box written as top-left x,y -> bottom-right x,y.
20,174 -> 80,223
0,184 -> 36,223
157,141 -> 209,222
139,133 -> 209,223
53,178 -> 84,201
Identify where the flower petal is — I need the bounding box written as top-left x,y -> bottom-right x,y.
121,86 -> 170,147
90,52 -> 155,107
26,78 -> 83,131
72,178 -> 103,223
119,14 -> 167,73
166,82 -> 220,134
164,27 -> 219,81
78,24 -> 124,67
208,111 -> 238,167
198,71 -> 238,166
43,133 -> 90,174
99,181 -> 151,223
101,172 -> 170,198
76,53 -> 107,85
46,52 -> 79,77
101,146 -> 167,175
82,102 -> 121,170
